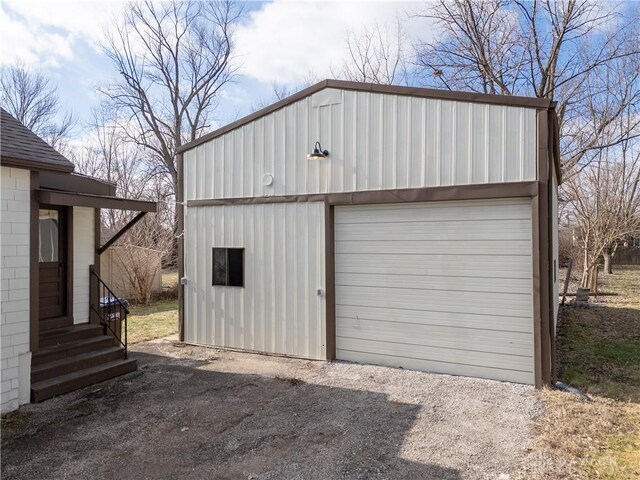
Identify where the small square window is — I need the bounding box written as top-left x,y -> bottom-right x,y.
212,248 -> 244,287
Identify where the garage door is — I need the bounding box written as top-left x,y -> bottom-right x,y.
335,199 -> 534,384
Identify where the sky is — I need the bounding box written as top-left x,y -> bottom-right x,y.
0,0 -> 427,139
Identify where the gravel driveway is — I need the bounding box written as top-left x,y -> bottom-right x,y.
2,337 -> 542,480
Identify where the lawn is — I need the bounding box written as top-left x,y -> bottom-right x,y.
127,298 -> 178,344
534,265 -> 640,479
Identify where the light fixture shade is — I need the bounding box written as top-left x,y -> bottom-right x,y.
307,141 -> 329,160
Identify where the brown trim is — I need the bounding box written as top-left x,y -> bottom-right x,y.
39,171 -> 116,196
548,109 -> 558,382
188,181 -> 538,208
535,109 -> 552,386
65,206 -> 74,321
531,196 -> 543,388
29,171 -> 40,352
98,211 -> 147,254
36,189 -> 156,212
177,153 -> 185,342
324,202 -> 336,361
177,79 -> 555,154
551,113 -> 563,185
1,156 -> 74,173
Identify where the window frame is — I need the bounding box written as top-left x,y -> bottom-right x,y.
212,247 -> 245,287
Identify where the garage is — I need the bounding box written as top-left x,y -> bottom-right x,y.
335,199 -> 534,384
177,79 -> 561,386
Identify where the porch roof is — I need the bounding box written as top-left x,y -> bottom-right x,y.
36,189 -> 157,212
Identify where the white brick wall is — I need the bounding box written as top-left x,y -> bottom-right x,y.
1,166 -> 32,413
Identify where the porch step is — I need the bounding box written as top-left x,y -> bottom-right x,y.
32,336 -> 116,366
39,324 -> 103,348
31,358 -> 138,403
40,316 -> 74,331
31,346 -> 125,383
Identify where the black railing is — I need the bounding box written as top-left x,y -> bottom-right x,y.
89,266 -> 129,357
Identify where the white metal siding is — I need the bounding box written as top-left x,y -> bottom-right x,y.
184,202 -> 326,359
335,199 -> 535,384
73,207 -> 94,324
184,88 -> 537,201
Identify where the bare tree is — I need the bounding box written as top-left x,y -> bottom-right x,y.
112,218 -> 172,304
564,140 -> 640,289
335,19 -> 410,85
413,0 -> 640,174
100,0 -> 244,234
0,65 -> 75,151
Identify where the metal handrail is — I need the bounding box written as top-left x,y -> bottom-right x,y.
89,266 -> 128,357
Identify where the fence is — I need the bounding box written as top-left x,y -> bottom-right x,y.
611,246 -> 640,266
101,245 -> 162,300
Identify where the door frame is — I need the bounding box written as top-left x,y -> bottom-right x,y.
37,204 -> 73,321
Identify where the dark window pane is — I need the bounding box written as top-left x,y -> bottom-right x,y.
212,248 -> 227,285
227,249 -> 244,287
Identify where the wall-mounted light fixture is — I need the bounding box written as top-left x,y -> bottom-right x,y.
307,141 -> 329,160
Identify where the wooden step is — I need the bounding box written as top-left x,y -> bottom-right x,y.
31,346 -> 125,383
31,358 -> 138,402
40,316 -> 74,331
33,336 -> 116,366
39,324 -> 103,348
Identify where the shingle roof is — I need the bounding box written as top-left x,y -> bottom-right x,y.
0,107 -> 74,173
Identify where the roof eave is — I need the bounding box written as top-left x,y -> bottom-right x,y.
1,155 -> 74,174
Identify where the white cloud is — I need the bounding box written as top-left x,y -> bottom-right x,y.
235,0 -> 421,85
0,0 -> 126,67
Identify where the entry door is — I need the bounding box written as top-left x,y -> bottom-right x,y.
39,207 -> 67,319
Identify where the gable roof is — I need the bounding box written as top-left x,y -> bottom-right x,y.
0,107 -> 74,173
177,79 -> 556,154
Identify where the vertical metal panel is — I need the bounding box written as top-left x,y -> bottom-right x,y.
184,88 -> 537,202
183,202 -> 326,359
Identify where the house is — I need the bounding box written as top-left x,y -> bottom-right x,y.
1,108 -> 156,412
177,80 -> 561,387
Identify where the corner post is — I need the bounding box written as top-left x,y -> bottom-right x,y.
177,152 -> 185,342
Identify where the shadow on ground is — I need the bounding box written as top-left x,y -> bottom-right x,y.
1,350 -> 461,480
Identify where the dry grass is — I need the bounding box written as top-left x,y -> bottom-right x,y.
532,390 -> 640,479
532,265 -> 640,479
161,269 -> 178,291
127,299 -> 178,344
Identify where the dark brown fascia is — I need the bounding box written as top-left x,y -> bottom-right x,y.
36,189 -> 156,212
39,171 -> 116,196
1,155 -> 74,174
176,79 -> 555,154
187,181 -> 538,208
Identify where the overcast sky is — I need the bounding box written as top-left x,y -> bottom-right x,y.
0,0 -> 425,138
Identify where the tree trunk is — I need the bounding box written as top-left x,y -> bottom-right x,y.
603,252 -> 613,274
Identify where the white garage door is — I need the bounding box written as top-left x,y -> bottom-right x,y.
335,199 -> 534,384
